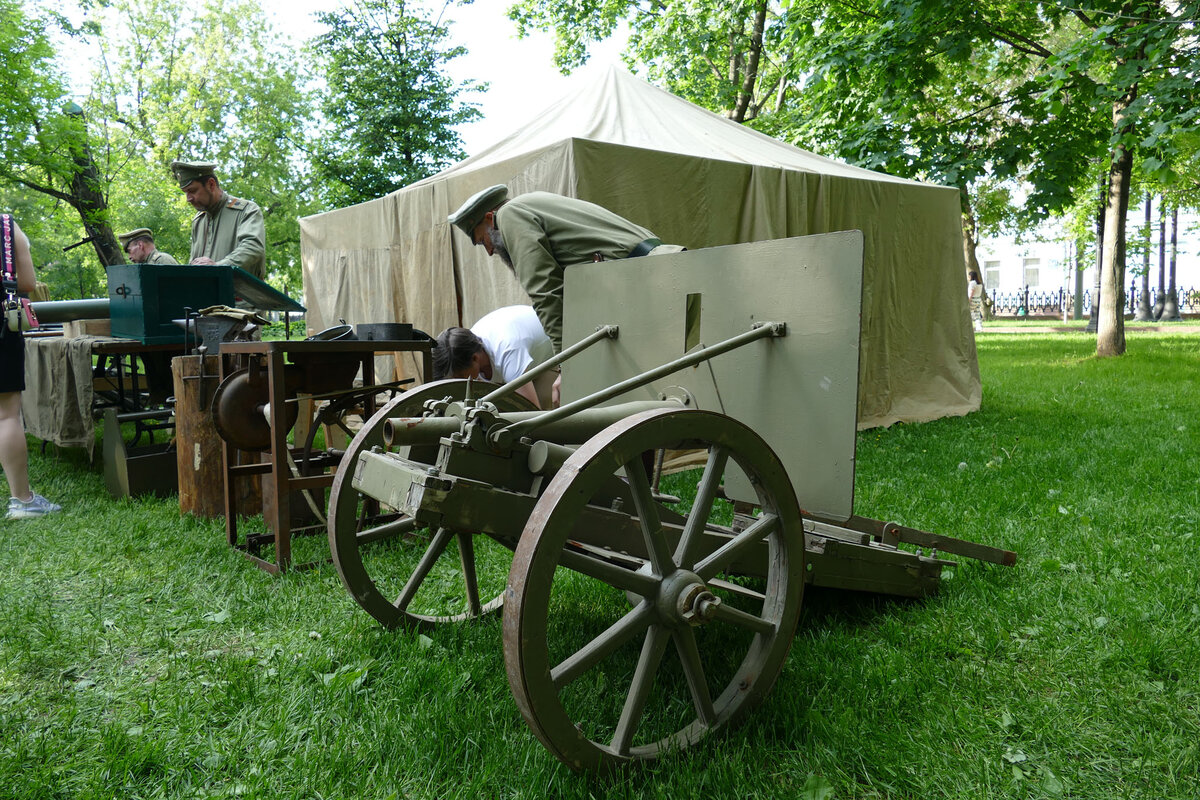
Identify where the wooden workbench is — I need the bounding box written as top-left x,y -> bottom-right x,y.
217,338 -> 433,574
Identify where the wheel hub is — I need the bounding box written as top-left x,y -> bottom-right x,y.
656,569 -> 721,626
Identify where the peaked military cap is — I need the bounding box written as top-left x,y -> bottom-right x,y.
170,160 -> 218,188
118,228 -> 154,250
448,184 -> 508,237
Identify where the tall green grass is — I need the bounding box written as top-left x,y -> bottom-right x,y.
1,333 -> 1197,798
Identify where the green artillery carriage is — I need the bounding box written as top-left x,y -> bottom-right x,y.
326,232 -> 1015,772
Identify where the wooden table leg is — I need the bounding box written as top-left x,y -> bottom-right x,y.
266,350 -> 292,571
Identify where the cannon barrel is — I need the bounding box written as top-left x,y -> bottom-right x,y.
381,399 -> 682,448
30,298 -> 110,323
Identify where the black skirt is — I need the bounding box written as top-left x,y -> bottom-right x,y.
0,324 -> 26,393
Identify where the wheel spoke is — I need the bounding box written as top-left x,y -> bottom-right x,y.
672,626 -> 716,727
355,493 -> 371,533
394,526 -> 454,611
551,601 -> 653,690
709,600 -> 777,636
693,513 -> 780,580
611,624 -> 670,755
355,478 -> 388,532
355,514 -> 416,545
559,547 -> 661,597
674,447 -> 729,570
707,577 -> 766,603
457,532 -> 481,617
624,454 -> 674,576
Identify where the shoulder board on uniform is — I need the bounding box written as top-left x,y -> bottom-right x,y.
225,195 -> 248,211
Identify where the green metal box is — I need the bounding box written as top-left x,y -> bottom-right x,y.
107,264 -> 234,344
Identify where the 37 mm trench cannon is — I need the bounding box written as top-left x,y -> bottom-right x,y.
326,232 -> 1015,772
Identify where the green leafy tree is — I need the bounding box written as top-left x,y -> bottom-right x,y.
1,0 -> 314,295
90,0 -> 313,288
766,2 -> 1112,313
512,0 -> 1200,357
1057,2 -> 1200,354
507,1 -> 1103,292
0,0 -> 124,270
307,0 -> 482,208
508,0 -> 782,123
0,183 -> 108,299
783,1 -> 1198,354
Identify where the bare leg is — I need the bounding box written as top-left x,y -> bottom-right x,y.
0,391 -> 31,501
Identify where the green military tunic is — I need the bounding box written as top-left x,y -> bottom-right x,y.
143,249 -> 179,265
189,192 -> 266,279
495,192 -> 663,352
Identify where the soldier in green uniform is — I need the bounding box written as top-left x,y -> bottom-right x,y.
117,228 -> 179,265
170,160 -> 266,280
449,184 -> 682,354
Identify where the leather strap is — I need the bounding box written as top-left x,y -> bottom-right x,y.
626,237 -> 662,259
1,214 -> 16,293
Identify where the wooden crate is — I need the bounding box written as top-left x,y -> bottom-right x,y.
64,318 -> 111,338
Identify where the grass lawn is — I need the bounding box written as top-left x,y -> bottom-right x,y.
2,333 -> 1197,798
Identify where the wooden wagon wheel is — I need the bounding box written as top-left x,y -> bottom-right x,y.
503,408 -> 805,772
328,379 -> 535,630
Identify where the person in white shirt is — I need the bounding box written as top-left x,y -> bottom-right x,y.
432,305 -> 556,408
967,270 -> 984,333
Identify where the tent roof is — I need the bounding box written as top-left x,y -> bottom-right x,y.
424,66 -> 924,187
299,66 -> 978,432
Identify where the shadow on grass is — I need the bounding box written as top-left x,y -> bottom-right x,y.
798,585 -> 926,630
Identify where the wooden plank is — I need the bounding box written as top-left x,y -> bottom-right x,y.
804,535 -> 947,597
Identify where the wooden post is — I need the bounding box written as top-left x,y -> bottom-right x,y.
172,355 -> 261,518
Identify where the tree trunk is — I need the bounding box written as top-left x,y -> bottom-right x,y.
68,154 -> 124,267
1163,205 -> 1181,320
1073,235 -> 1086,320
730,0 -> 768,123
959,186 -> 987,318
1097,96 -> 1136,357
1086,173 -> 1106,333
1134,192 -> 1153,320
1152,198 -> 1166,319
64,108 -> 124,267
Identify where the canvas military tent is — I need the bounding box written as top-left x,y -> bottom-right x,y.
299,67 -> 980,428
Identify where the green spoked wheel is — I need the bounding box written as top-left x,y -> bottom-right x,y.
328,379 -> 535,630
503,408 -> 804,772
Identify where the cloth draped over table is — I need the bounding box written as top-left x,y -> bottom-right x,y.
22,336 -> 98,457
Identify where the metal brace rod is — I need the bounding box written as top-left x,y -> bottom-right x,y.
281,377 -> 415,404
480,324 -> 619,406
491,321 -> 786,447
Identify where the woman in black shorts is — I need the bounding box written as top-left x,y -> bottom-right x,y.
1,215 -> 60,520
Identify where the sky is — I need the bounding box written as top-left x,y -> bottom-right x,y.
264,0 -> 629,156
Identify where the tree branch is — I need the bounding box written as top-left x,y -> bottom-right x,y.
4,172 -> 74,204
984,25 -> 1054,59
1070,8 -> 1098,29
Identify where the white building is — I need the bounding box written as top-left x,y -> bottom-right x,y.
976,206 -> 1200,314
